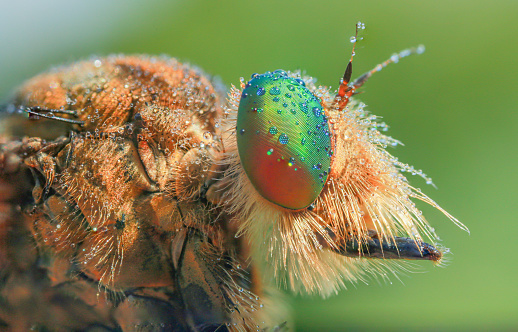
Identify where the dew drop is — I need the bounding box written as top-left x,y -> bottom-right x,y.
300,102 -> 309,113
269,127 -> 278,135
273,69 -> 287,76
269,87 -> 281,95
279,133 -> 289,144
203,131 -> 212,140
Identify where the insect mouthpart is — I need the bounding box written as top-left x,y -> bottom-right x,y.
318,229 -> 443,262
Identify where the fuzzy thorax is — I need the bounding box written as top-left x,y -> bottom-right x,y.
216,72 -> 464,296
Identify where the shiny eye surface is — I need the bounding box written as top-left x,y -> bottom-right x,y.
236,70 -> 333,210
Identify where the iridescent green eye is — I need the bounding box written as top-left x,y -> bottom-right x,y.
236,70 -> 333,210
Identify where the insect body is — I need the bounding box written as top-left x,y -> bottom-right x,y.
0,26 -> 465,331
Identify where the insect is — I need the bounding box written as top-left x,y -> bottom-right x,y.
0,23 -> 466,331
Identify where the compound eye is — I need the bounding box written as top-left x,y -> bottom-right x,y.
236,70 -> 333,210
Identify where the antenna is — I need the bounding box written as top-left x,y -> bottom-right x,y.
334,22 -> 425,112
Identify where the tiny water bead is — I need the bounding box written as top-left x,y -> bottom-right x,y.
236,70 -> 332,210
269,87 -> 280,95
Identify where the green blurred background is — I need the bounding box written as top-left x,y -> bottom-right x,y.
1,0 -> 516,330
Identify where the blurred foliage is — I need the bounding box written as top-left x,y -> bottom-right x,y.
1,0 -> 517,330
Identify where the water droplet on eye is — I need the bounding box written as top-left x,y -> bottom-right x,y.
242,92 -> 248,99
269,127 -> 278,135
278,133 -> 289,144
288,85 -> 295,91
240,129 -> 246,135
313,107 -> 322,117
266,148 -> 273,156
295,78 -> 306,87
257,87 -> 265,96
251,73 -> 258,79
273,69 -> 287,76
273,97 -> 280,102
277,110 -> 282,114
299,102 -> 309,114
269,87 -> 280,95
350,36 -> 357,43
285,93 -> 292,98
301,138 -> 306,145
